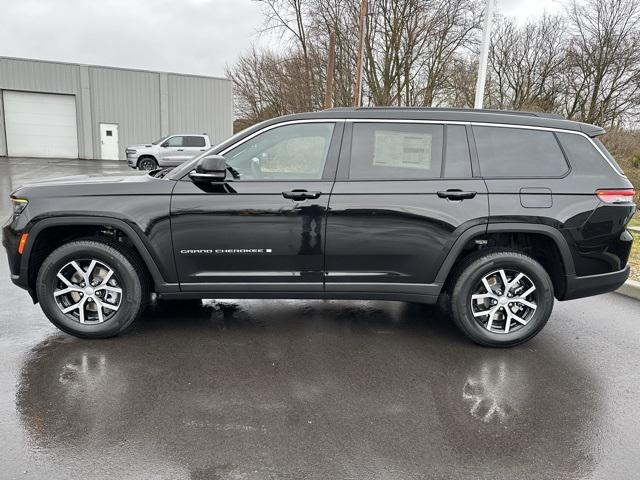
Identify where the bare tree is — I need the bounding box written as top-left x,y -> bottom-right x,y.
562,0 -> 640,126
228,0 -> 640,131
226,47 -> 323,125
413,0 -> 482,106
486,14 -> 566,111
257,0 -> 323,110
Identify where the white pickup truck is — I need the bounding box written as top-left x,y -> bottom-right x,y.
126,133 -> 211,170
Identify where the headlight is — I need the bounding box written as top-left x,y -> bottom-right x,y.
11,197 -> 28,216
126,149 -> 136,154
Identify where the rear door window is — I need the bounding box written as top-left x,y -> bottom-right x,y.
349,123 -> 444,179
473,126 -> 569,177
444,125 -> 472,178
184,136 -> 206,147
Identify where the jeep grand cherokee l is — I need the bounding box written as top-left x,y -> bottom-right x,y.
3,108 -> 636,347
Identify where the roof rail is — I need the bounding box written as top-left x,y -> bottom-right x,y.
323,106 -> 564,120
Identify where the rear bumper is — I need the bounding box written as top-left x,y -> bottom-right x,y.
561,264 -> 630,301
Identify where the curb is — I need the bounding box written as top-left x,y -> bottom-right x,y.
617,280 -> 640,301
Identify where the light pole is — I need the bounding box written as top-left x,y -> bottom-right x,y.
353,0 -> 368,107
474,0 -> 496,109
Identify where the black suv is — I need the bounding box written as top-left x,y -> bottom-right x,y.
3,108 -> 636,346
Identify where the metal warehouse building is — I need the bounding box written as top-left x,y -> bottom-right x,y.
0,56 -> 233,160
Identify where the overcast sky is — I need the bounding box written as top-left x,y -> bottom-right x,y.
0,0 -> 566,77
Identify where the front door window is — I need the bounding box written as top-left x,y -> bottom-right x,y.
223,123 -> 335,180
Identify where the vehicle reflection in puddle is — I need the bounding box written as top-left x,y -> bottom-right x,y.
462,359 -> 528,423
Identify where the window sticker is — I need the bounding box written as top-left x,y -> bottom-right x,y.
373,130 -> 432,169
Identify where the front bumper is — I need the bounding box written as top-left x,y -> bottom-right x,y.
561,264 -> 630,300
126,153 -> 140,168
2,216 -> 27,289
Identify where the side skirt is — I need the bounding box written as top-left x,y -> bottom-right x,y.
160,290 -> 440,304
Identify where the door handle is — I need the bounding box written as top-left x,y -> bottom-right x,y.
177,149 -> 184,151
437,189 -> 477,200
282,189 -> 322,200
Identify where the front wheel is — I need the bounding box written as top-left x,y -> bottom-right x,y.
449,249 -> 554,347
36,240 -> 149,338
138,157 -> 158,170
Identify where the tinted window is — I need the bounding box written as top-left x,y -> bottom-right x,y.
350,123 -> 443,179
473,126 -> 568,177
223,123 -> 334,180
184,136 -> 206,147
556,133 -> 623,176
444,125 -> 472,178
593,138 -> 625,175
165,136 -> 184,147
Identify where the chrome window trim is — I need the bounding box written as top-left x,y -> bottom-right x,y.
345,119 -> 624,178
195,117 -> 625,180
467,122 -> 626,178
217,119 -> 345,156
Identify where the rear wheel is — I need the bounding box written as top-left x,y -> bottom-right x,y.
36,240 -> 149,338
138,157 -> 158,170
449,249 -> 554,347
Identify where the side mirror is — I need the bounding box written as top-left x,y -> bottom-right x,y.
189,155 -> 226,182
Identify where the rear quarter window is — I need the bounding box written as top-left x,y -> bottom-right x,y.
473,126 -> 569,178
556,133 -> 625,176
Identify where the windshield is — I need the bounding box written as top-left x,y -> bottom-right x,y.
151,136 -> 169,145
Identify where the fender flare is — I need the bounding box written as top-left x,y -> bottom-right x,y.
21,216 -> 178,293
433,223 -> 576,285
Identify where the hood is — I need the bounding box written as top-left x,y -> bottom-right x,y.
127,144 -> 154,149
11,172 -> 173,199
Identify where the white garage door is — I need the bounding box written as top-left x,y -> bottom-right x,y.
3,90 -> 79,158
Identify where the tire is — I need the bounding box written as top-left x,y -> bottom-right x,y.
137,157 -> 158,170
36,239 -> 149,339
449,248 -> 554,347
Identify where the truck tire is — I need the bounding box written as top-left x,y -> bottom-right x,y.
138,156 -> 158,170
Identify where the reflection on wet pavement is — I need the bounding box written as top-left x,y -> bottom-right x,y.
2,158 -> 640,479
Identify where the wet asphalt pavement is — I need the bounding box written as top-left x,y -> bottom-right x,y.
1,157 -> 639,480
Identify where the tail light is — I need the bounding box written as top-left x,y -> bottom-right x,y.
595,189 -> 636,204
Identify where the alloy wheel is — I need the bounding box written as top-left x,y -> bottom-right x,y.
53,259 -> 123,324
469,269 -> 537,334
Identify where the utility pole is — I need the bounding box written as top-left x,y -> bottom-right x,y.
353,0 -> 368,107
474,0 -> 496,109
324,31 -> 336,109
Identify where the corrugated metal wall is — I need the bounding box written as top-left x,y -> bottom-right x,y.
168,74 -> 233,144
0,56 -> 233,159
0,90 -> 5,156
0,57 -> 85,157
0,57 -> 80,94
89,67 -> 161,159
